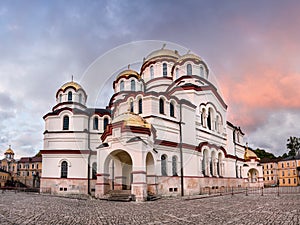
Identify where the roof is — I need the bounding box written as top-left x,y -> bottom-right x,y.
4,146 -> 14,155
145,48 -> 180,61
177,53 -> 202,63
281,153 -> 300,161
260,158 -> 280,163
60,81 -> 83,92
112,112 -> 151,129
19,156 -> 42,163
116,69 -> 140,80
244,148 -> 260,161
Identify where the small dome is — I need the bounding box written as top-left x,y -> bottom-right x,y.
244,148 -> 259,161
177,53 -> 202,63
5,146 -> 14,155
112,112 -> 151,129
60,81 -> 83,92
116,69 -> 140,80
145,48 -> 180,61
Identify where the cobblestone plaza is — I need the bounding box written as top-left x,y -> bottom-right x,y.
0,191 -> 299,224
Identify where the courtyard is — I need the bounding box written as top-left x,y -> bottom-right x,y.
0,189 -> 299,225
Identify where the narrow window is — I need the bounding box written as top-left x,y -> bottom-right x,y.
59,94 -> 62,103
172,156 -> 177,176
103,118 -> 109,131
175,68 -> 179,79
131,80 -> 135,91
61,161 -> 68,178
159,98 -> 164,114
187,64 -> 192,75
79,93 -> 82,104
170,102 -> 174,117
207,110 -> 211,130
120,80 -> 124,91
150,66 -> 154,79
68,91 -> 72,102
138,98 -> 142,114
93,117 -> 99,130
130,100 -> 134,113
163,63 -> 167,77
92,162 -> 97,179
63,116 -> 69,130
200,66 -> 204,77
161,155 -> 167,176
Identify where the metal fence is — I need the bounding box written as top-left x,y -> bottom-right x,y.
198,186 -> 300,198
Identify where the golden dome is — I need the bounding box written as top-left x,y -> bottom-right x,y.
116,69 -> 140,80
5,146 -> 14,155
244,148 -> 259,161
145,48 -> 180,61
177,53 -> 202,63
60,81 -> 83,91
112,112 -> 151,129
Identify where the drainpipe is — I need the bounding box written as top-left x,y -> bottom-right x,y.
87,112 -> 92,196
179,102 -> 184,196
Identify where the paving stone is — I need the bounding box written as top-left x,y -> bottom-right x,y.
0,191 -> 299,224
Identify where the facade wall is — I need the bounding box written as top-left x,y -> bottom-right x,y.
278,159 -> 299,186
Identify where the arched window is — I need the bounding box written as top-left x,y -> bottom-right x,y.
187,64 -> 192,75
130,100 -> 134,113
159,98 -> 164,114
61,161 -> 68,178
68,91 -> 72,102
163,63 -> 167,77
79,93 -> 82,104
131,80 -> 135,91
207,109 -> 212,130
138,98 -> 142,114
59,94 -> 62,103
202,151 -> 207,176
120,80 -> 124,91
161,155 -> 167,176
172,156 -> 177,176
103,118 -> 109,131
175,68 -> 179,79
170,102 -> 175,117
92,162 -> 97,179
200,66 -> 204,77
93,117 -> 99,130
216,115 -> 220,133
63,116 -> 69,130
150,65 -> 154,79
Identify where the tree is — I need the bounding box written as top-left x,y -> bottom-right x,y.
286,136 -> 300,157
253,148 -> 276,159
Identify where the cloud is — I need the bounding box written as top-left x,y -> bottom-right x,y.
248,110 -> 300,156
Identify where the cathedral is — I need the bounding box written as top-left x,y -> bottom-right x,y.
40,47 -> 263,201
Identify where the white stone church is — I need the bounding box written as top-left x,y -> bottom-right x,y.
41,47 -> 263,201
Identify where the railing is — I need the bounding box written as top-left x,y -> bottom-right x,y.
0,187 -> 41,193
195,186 -> 300,198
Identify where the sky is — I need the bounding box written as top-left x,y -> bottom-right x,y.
0,0 -> 300,158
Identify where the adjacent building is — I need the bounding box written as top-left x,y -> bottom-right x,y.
260,158 -> 279,187
278,154 -> 300,187
0,147 -> 42,188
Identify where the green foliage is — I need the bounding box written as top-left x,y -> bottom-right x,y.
286,136 -> 300,157
253,148 -> 276,159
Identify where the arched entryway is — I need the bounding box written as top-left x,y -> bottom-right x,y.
145,152 -> 157,195
247,168 -> 259,183
104,150 -> 133,191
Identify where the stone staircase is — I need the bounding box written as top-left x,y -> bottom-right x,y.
107,190 -> 135,202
